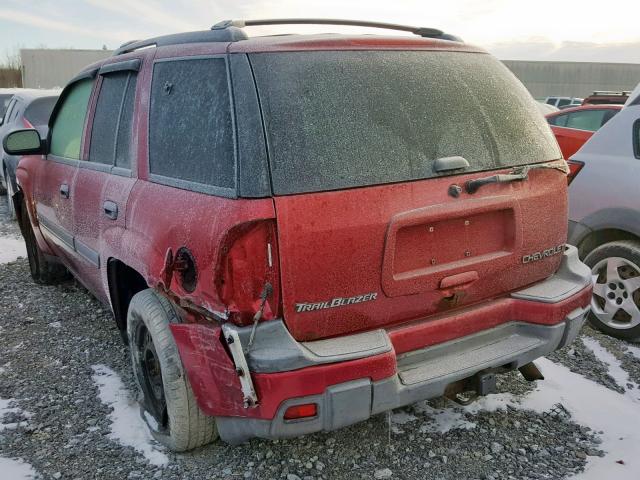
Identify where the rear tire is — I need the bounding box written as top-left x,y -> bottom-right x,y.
584,240 -> 640,341
127,289 -> 218,452
20,201 -> 70,285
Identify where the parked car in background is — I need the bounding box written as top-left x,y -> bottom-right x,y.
583,90 -> 630,106
546,104 -> 622,159
3,19 -> 591,451
545,96 -> 583,109
0,90 -> 59,219
567,83 -> 640,341
0,88 -> 20,121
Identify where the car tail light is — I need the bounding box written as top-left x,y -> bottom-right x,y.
216,220 -> 281,326
567,160 -> 584,185
284,403 -> 318,420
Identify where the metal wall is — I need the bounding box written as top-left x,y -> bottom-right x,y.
503,60 -> 640,99
21,49 -> 113,89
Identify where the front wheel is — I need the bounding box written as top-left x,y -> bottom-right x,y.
584,240 -> 640,341
127,289 -> 217,451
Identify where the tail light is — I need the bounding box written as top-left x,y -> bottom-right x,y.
215,220 -> 281,326
284,403 -> 318,420
567,160 -> 584,185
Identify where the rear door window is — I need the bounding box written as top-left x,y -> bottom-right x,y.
50,79 -> 94,159
148,56 -> 235,193
557,98 -> 571,108
548,114 -> 569,126
565,110 -> 608,132
89,71 -> 137,168
250,51 -> 560,195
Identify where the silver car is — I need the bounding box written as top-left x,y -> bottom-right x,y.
568,83 -> 640,341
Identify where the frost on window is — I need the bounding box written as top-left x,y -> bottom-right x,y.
250,51 -> 560,195
149,57 -> 234,189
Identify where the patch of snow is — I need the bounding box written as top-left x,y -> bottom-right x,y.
91,364 -> 168,466
0,367 -> 5,375
0,458 -> 38,479
582,336 -> 638,396
0,397 -> 38,479
414,402 -> 476,433
48,321 -> 62,329
623,343 -> 640,360
522,359 -> 640,479
389,410 -> 418,425
0,237 -> 27,264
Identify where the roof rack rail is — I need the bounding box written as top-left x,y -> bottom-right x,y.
591,90 -> 631,96
212,18 -> 460,40
113,28 -> 248,56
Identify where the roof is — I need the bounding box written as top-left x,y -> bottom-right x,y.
112,19 -> 473,57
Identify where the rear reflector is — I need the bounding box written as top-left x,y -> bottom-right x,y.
283,403 -> 318,420
567,160 -> 584,185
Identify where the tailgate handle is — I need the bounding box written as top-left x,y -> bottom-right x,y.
439,271 -> 479,290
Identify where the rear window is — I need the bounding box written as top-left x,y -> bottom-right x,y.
565,109 -> 608,132
24,97 -> 58,126
250,51 -> 560,195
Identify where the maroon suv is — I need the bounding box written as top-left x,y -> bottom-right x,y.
3,19 -> 592,451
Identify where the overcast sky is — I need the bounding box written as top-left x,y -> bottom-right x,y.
1,0 -> 639,63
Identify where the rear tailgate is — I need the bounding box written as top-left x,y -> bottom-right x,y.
248,49 -> 565,341
275,169 -> 567,341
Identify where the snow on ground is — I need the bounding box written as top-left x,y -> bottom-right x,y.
582,336 -> 638,396
0,398 -> 38,479
0,237 -> 27,264
91,364 -> 168,466
390,338 -> 640,480
623,343 -> 640,360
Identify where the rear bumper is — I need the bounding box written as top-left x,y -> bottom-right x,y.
213,245 -> 592,443
218,308 -> 588,443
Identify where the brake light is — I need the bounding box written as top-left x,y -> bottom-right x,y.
567,160 -> 584,185
284,403 -> 318,420
216,220 -> 281,326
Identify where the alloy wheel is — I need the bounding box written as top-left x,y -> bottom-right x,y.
591,256 -> 640,329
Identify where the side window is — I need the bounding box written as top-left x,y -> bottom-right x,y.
89,71 -> 137,168
633,119 -> 640,159
565,110 -> 607,132
546,98 -> 556,106
557,99 -> 571,108
149,57 -> 235,191
549,113 -> 568,127
50,79 -> 94,159
3,98 -> 16,124
601,109 -> 618,127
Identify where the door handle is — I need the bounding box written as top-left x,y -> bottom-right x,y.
59,184 -> 69,198
103,200 -> 118,220
439,271 -> 479,290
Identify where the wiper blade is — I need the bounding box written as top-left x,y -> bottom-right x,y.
465,160 -> 568,194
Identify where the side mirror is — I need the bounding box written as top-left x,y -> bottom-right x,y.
3,129 -> 45,156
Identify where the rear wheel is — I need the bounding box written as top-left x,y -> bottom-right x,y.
21,201 -> 69,285
127,289 -> 217,451
584,240 -> 640,341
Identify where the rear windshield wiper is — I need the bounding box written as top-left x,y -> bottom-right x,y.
465,160 -> 568,194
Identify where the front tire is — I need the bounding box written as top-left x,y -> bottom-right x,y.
127,289 -> 217,451
584,240 -> 640,341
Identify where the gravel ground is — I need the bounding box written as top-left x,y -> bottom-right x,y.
1,193 -> 639,480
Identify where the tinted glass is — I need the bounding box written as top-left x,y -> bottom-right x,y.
50,79 -> 93,159
250,51 -> 560,195
546,98 -> 557,105
0,94 -> 12,117
557,99 -> 571,107
149,57 -> 234,189
89,72 -> 134,165
115,74 -> 137,169
549,114 -> 569,127
24,97 -> 58,126
565,110 -> 608,132
634,120 -> 640,159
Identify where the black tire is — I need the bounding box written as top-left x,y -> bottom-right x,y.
127,289 -> 217,451
20,201 -> 70,285
584,240 -> 640,341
